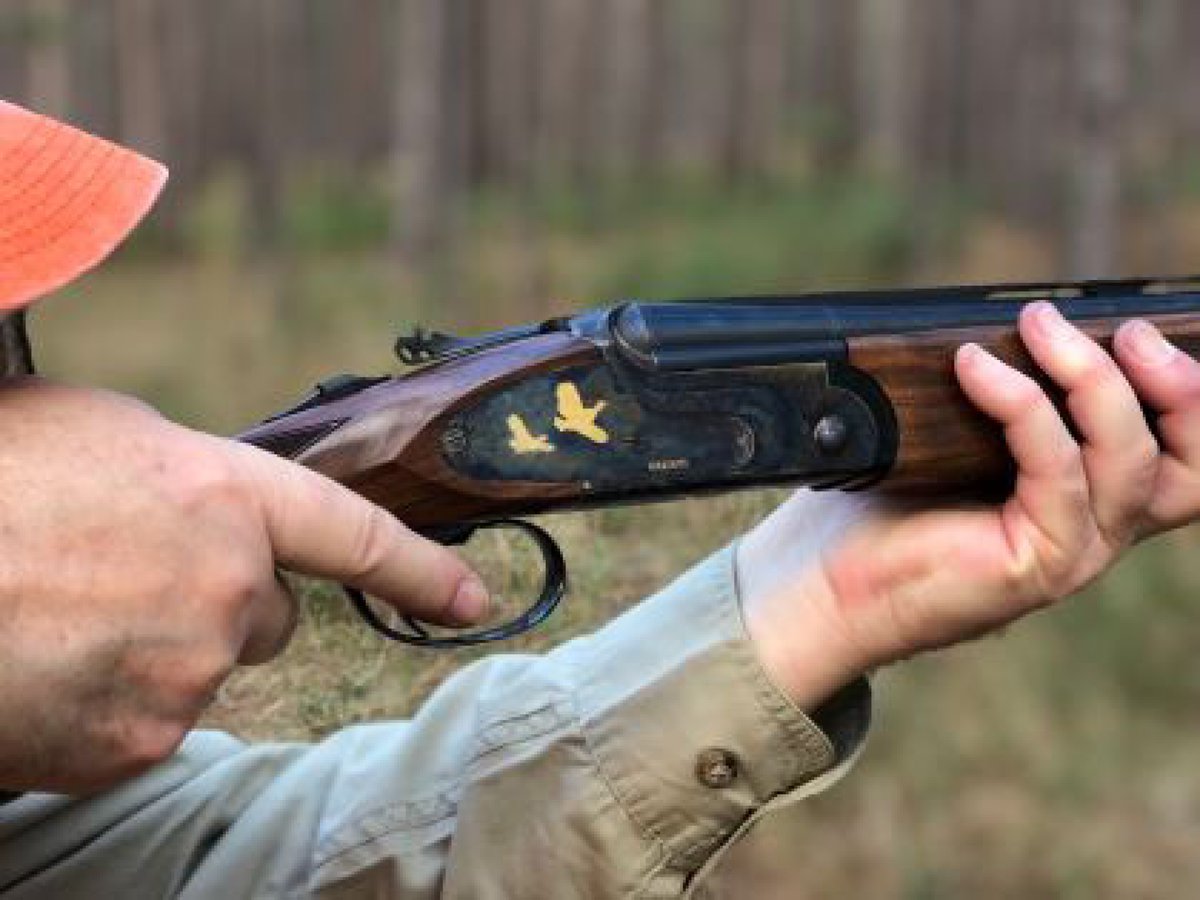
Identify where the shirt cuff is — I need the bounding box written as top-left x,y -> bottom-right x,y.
553,544 -> 871,873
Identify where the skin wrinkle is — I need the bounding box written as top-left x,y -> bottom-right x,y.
1080,458 -> 1147,558
1049,333 -> 1159,549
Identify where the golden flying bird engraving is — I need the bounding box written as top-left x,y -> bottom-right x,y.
554,382 -> 609,444
507,414 -> 555,454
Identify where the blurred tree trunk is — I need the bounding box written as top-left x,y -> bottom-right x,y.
567,0 -> 610,189
463,0 -> 491,183
240,0 -> 298,254
113,0 -> 165,158
3,0 -> 1190,276
1068,0 -> 1130,278
541,0 -> 582,178
392,0 -> 468,269
1175,2 -> 1200,146
1036,2 -> 1073,230
634,0 -> 670,179
914,0 -> 969,182
393,0 -> 446,260
151,4 -> 203,242
906,0 -> 967,275
24,0 -> 69,118
793,0 -> 858,168
343,0 -> 391,167
857,0 -> 915,178
1135,0 -> 1181,271
721,0 -> 787,183
0,11 -> 25,100
474,0 -> 541,185
961,1 -> 1020,195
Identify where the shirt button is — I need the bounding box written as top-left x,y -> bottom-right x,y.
695,748 -> 739,788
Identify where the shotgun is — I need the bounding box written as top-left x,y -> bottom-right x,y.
239,275 -> 1200,647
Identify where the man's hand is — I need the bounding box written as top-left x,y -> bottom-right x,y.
0,381 -> 488,792
739,303 -> 1200,708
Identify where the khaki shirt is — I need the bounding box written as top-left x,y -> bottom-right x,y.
0,537 -> 869,897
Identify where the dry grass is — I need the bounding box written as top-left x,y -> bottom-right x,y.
30,212 -> 1200,898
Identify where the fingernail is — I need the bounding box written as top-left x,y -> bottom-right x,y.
1030,302 -> 1074,341
1124,319 -> 1176,366
450,578 -> 489,624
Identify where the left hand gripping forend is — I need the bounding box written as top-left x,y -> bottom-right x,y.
239,275 -> 1200,646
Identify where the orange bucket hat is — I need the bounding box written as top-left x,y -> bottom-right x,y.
0,100 -> 166,311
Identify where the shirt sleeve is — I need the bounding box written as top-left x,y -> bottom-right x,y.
0,546 -> 870,900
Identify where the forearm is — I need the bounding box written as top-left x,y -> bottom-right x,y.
0,547 -> 869,899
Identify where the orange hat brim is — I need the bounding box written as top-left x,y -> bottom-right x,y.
0,101 -> 167,311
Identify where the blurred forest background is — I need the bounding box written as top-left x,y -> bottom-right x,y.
5,1 -> 1200,897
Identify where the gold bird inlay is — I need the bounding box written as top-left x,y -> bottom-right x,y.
507,414 -> 555,454
554,382 -> 610,444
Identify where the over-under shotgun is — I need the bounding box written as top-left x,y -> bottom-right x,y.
239,276 -> 1200,646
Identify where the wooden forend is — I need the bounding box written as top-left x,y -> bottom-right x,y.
848,313 -> 1200,494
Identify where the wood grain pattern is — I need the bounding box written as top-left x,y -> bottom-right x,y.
241,333 -> 603,530
849,312 -> 1200,495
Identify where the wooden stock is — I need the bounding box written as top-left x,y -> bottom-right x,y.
319,334 -> 603,529
244,332 -> 604,531
850,312 -> 1200,494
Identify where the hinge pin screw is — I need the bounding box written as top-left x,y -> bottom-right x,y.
814,415 -> 849,455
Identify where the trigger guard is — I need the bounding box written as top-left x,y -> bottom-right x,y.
345,518 -> 567,649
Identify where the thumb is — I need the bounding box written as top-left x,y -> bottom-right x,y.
230,440 -> 489,626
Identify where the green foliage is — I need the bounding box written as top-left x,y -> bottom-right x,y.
280,171 -> 393,253
161,165 -> 923,295
1048,537 -> 1200,715
179,170 -> 253,260
487,172 -> 918,296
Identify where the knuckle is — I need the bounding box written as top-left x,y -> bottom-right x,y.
1001,514 -> 1079,606
170,647 -> 236,707
1094,438 -> 1161,547
122,718 -> 188,770
347,504 -> 396,580
94,713 -> 188,776
1116,438 -> 1161,505
1001,536 -> 1052,606
168,445 -> 247,514
117,643 -> 234,711
1077,343 -> 1118,381
1009,374 -> 1045,409
101,648 -> 233,774
202,558 -> 261,611
1174,377 -> 1200,406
